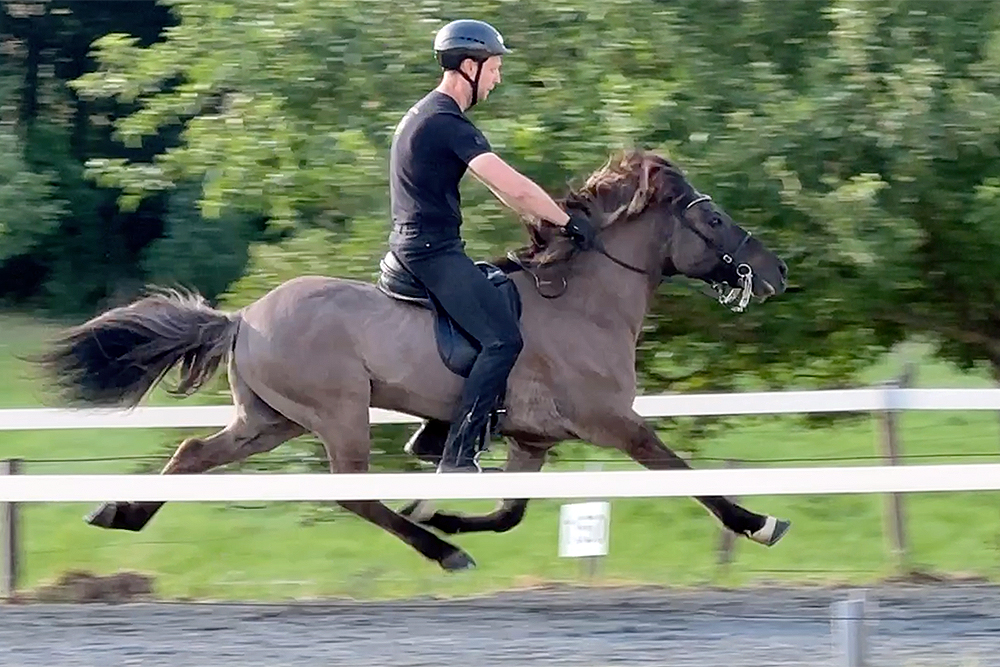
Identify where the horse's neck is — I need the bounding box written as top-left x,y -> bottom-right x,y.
562,214 -> 661,341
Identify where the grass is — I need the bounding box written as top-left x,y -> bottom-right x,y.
2,310 -> 1000,601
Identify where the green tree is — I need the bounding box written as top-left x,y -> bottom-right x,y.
0,0 -> 230,312
0,128 -> 66,262
70,0 -> 1000,398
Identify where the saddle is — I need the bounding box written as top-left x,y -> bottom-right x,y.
375,251 -> 523,378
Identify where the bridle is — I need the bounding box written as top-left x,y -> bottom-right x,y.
675,192 -> 755,312
582,192 -> 756,313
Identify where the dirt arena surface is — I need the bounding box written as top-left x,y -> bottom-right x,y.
3,583 -> 1000,666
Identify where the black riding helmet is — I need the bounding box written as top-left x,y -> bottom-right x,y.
434,19 -> 510,108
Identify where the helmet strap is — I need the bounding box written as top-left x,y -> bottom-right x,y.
456,60 -> 485,108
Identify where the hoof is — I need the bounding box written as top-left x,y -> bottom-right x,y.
403,445 -> 440,466
85,502 -> 121,529
440,549 -> 476,572
404,420 -> 448,465
400,500 -> 437,523
747,516 -> 791,547
84,502 -> 145,532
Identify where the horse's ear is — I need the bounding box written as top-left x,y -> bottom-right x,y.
623,158 -> 663,216
644,158 -> 673,199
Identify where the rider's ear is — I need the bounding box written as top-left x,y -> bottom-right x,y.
460,57 -> 479,76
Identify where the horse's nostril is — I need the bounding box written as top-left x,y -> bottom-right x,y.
778,260 -> 788,279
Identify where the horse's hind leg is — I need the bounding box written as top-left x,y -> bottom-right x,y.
399,439 -> 546,535
86,364 -> 306,532
314,399 -> 477,571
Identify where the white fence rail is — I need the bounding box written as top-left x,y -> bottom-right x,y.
1,386 -> 1000,502
3,387 -> 1000,431
2,464 -> 1000,503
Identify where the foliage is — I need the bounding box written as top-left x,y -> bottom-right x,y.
4,0 -> 1000,455
0,127 -> 65,262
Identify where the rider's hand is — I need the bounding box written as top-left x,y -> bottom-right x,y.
562,209 -> 598,251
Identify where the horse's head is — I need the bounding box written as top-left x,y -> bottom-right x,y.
567,150 -> 786,311
509,150 -> 787,311
658,175 -> 787,311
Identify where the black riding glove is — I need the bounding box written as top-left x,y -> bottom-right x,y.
562,209 -> 598,251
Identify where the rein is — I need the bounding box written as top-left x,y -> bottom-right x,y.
512,193 -> 756,312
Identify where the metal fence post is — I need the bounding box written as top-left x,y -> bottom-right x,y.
1,458 -> 22,601
831,590 -> 869,667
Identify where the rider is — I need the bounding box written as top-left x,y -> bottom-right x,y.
388,18 -> 594,473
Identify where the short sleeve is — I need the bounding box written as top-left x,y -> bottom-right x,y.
441,113 -> 492,165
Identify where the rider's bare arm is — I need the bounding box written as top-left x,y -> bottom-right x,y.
467,152 -> 571,226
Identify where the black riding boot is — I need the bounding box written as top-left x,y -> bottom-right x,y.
437,338 -> 520,473
436,397 -> 493,473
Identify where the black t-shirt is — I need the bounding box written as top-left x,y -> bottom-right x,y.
389,91 -> 492,240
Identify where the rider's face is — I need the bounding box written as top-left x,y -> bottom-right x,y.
479,56 -> 502,100
463,55 -> 502,102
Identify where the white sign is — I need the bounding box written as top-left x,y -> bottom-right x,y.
558,501 -> 610,558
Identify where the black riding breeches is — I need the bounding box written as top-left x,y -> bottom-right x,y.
390,236 -> 523,465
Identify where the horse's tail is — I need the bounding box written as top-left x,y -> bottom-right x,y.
34,287 -> 240,409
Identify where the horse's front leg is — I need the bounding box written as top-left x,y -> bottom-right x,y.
399,439 -> 547,535
580,409 -> 790,547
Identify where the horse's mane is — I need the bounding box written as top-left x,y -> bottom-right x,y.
510,149 -> 688,267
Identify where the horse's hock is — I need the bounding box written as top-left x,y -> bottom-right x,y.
30,569 -> 155,603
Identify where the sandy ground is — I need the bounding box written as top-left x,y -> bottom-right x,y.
3,584 -> 1000,666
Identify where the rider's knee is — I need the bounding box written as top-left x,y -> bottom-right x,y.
508,330 -> 524,357
485,330 -> 523,361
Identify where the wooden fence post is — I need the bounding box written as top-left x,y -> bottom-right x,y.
1,458 -> 21,601
716,458 -> 741,574
878,365 -> 914,571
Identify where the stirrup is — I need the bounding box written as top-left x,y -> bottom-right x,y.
477,406 -> 506,454
470,448 -> 502,471
488,406 -> 506,439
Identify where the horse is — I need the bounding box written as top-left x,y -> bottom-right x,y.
34,149 -> 791,571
